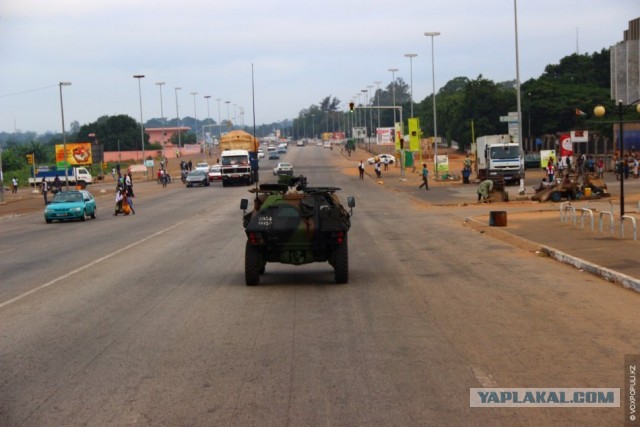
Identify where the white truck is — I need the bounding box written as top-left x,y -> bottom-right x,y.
474,134 -> 524,183
220,149 -> 253,186
28,166 -> 94,188
220,131 -> 259,187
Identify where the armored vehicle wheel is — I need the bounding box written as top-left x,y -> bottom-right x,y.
550,191 -> 562,202
245,242 -> 261,286
334,236 -> 349,284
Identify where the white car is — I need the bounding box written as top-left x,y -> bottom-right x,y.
195,162 -> 209,171
367,154 -> 396,165
323,141 -> 331,148
257,150 -> 265,159
208,164 -> 222,182
273,162 -> 293,176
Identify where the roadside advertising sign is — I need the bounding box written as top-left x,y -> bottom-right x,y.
55,142 -> 92,168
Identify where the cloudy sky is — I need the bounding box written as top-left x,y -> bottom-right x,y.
0,0 -> 638,134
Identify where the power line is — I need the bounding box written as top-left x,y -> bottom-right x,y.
0,85 -> 58,98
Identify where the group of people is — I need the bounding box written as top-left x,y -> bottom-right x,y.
114,171 -> 135,215
615,153 -> 640,180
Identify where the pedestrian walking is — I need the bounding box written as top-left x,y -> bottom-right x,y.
41,178 -> 49,205
11,177 -> 18,194
125,172 -> 135,198
358,160 -> 365,180
419,163 -> 430,190
383,156 -> 389,171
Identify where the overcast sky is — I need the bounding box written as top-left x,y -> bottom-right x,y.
0,0 -> 638,134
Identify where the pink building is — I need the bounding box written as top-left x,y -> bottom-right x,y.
145,126 -> 191,145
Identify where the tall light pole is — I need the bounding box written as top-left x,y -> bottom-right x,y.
527,92 -> 532,152
388,68 -> 398,124
59,81 -> 72,190
175,87 -> 182,148
374,80 -> 382,129
425,32 -> 440,177
216,98 -> 222,139
404,54 -> 417,117
190,91 -> 198,145
156,82 -> 166,160
594,101 -> 640,219
133,75 -> 145,163
311,114 -> 315,140
513,0 -> 525,194
225,100 -> 231,124
204,95 -> 212,146
361,89 -> 369,143
367,85 -> 374,141
233,103 -> 237,129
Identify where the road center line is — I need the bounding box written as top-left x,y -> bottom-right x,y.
0,219 -> 188,310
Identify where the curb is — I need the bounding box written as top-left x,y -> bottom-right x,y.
466,215 -> 640,294
539,246 -> 640,293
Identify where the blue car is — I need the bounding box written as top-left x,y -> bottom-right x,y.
44,190 -> 97,223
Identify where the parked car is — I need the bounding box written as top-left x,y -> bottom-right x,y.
273,162 -> 294,176
269,151 -> 280,160
208,164 -> 222,182
367,154 -> 396,165
44,190 -> 97,223
195,162 -> 209,171
186,170 -> 210,187
323,141 -> 331,148
524,153 -> 541,169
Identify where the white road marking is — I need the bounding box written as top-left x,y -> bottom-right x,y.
0,220 -> 188,310
472,367 -> 497,387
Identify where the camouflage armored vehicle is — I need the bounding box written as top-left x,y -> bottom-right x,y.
240,176 -> 355,286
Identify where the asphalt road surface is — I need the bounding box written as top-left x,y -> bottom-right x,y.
0,145 -> 637,426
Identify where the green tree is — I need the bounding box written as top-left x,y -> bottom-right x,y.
78,115 -> 147,151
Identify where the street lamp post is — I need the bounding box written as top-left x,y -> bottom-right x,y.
59,81 -> 72,190
216,98 -> 222,139
527,92 -> 532,152
367,85 -> 374,142
404,54 -> 417,117
225,101 -> 231,125
190,91 -> 198,145
388,68 -> 398,124
311,114 -> 315,140
594,101 -> 640,218
156,82 -> 166,161
204,95 -> 212,160
175,87 -> 182,148
361,89 -> 368,145
374,80 -> 382,129
424,32 -> 440,178
133,75 -> 145,163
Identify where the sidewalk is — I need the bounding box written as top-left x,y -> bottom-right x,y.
337,147 -> 640,293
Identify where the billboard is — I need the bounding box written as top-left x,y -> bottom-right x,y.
376,128 -> 394,144
56,143 -> 92,167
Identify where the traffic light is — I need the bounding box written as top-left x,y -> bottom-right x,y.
349,102 -> 354,112
26,154 -> 34,164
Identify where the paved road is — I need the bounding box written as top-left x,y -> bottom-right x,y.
0,146 -> 637,425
